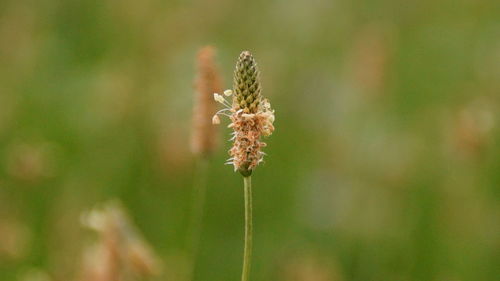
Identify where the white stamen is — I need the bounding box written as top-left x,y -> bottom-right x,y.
223,89 -> 233,96
212,115 -> 221,124
216,108 -> 231,114
242,113 -> 255,120
214,93 -> 225,104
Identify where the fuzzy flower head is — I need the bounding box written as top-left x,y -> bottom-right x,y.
212,51 -> 275,176
191,46 -> 223,157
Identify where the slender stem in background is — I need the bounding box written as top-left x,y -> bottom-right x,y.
241,176 -> 253,281
186,157 -> 209,281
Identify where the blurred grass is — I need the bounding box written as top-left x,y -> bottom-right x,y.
0,0 -> 499,280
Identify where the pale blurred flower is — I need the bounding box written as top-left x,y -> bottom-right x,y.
79,201 -> 162,281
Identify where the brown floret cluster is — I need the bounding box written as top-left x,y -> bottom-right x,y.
228,105 -> 274,176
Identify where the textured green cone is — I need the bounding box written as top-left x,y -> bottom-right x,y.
233,51 -> 261,114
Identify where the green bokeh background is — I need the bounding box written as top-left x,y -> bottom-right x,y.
0,0 -> 499,280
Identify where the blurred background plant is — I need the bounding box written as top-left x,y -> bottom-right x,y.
0,0 -> 499,280
79,201 -> 162,281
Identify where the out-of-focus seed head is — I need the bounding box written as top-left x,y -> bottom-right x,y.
80,201 -> 162,280
190,46 -> 223,157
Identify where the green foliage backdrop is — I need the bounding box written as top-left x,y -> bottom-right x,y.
0,0 -> 499,280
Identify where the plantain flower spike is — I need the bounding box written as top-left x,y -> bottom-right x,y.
191,46 -> 223,157
212,51 -> 275,176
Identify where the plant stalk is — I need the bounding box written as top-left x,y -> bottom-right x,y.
241,176 -> 253,281
186,157 -> 209,281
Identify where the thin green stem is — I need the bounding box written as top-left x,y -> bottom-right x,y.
186,157 -> 209,281
241,176 -> 253,281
